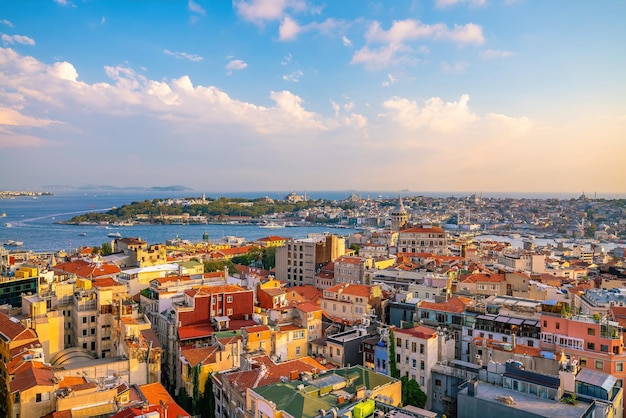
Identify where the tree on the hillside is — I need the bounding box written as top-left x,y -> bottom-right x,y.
262,247 -> 276,270
400,376 -> 427,408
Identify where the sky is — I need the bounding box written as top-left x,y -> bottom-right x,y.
0,0 -> 625,195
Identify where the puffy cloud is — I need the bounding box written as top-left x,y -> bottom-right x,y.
48,62 -> 79,81
234,0 -> 307,23
352,19 -> 483,69
279,15 -> 302,41
382,94 -> 478,133
342,36 -> 352,47
2,34 -> 36,46
164,49 -> 203,62
0,19 -> 13,27
54,0 -> 70,6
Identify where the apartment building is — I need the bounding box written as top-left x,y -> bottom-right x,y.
275,234 -> 345,287
397,225 -> 447,255
394,326 -> 439,408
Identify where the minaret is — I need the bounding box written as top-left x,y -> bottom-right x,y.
390,193 -> 408,232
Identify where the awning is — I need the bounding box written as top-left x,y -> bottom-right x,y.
523,320 -> 539,326
494,316 -> 510,323
508,318 -> 525,325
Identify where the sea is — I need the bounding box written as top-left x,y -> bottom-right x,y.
0,191 -> 366,253
1,190 -> 623,254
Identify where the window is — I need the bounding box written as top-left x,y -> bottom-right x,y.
405,356 -> 409,364
82,317 -> 87,324
412,359 -> 417,368
82,329 -> 87,336
556,322 -> 560,330
435,379 -> 441,388
90,315 -> 95,322
91,341 -> 95,351
527,340 -> 534,347
296,346 -> 301,356
406,340 -> 409,349
420,344 -> 424,354
617,363 -> 624,372
397,354 -> 400,363
412,342 -> 417,352
595,360 -> 604,370
420,360 -> 425,370
36,393 -> 42,402
467,329 -> 473,337
587,342 -> 595,350
587,328 -> 595,336
600,345 -> 609,352
91,328 -> 96,335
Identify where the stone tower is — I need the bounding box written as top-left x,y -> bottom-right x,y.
390,193 -> 408,232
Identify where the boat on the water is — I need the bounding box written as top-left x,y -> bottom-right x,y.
3,240 -> 23,247
107,232 -> 122,238
258,221 -> 284,229
5,223 -> 12,228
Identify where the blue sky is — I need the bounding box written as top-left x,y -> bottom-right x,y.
1,0 -> 625,195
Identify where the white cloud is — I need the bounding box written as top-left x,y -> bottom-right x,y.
225,59 -> 248,72
188,0 -> 206,15
0,106 -> 60,128
101,16 -> 106,25
342,36 -> 352,47
440,61 -> 468,73
54,0 -> 70,5
234,0 -> 307,23
164,49 -> 203,62
279,15 -> 302,41
352,19 -> 483,69
2,34 -> 36,46
282,70 -> 303,82
278,16 -> 344,41
48,61 -> 79,81
0,19 -> 13,27
481,49 -> 514,59
382,94 -> 478,133
365,20 -> 484,45
485,112 -> 532,136
381,73 -> 396,87
351,44 -> 414,70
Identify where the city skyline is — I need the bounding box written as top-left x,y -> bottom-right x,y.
0,1 -> 625,193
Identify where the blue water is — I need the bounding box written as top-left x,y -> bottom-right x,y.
0,191 -> 360,252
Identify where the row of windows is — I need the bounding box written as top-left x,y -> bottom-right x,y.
396,338 -> 425,353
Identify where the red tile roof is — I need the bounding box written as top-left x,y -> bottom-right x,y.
400,226 -> 445,234
138,382 -> 190,418
395,326 -> 437,340
0,312 -> 32,341
9,361 -> 54,393
53,259 -> 121,278
461,273 -> 505,283
295,301 -> 322,313
419,296 -> 469,314
184,284 -> 248,298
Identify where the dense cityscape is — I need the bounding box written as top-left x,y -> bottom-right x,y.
1,191 -> 625,418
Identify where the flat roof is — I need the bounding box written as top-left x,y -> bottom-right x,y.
459,381 -> 591,418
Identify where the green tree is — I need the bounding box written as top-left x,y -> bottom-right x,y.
349,243 -> 361,254
101,242 -> 113,255
203,260 -> 236,274
262,247 -> 276,270
400,376 -> 427,408
389,328 -> 399,379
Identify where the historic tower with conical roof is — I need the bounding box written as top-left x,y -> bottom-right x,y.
390,193 -> 408,232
